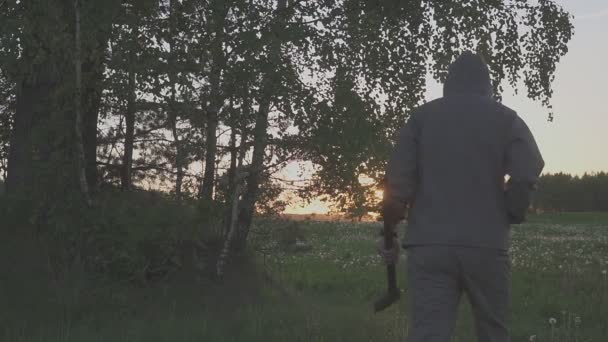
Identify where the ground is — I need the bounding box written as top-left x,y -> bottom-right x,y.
2,213 -> 608,341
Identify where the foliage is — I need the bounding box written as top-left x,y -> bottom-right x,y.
534,172 -> 608,212
0,187 -> 223,283
0,0 -> 121,199
0,0 -> 575,272
296,0 -> 574,216
255,173 -> 290,217
98,0 -> 204,192
79,189 -> 207,281
5,0 -> 573,206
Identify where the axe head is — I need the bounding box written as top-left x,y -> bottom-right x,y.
373,288 -> 400,312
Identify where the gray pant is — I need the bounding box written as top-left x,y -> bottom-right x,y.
406,246 -> 511,342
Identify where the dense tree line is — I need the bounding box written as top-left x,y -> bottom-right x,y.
534,173 -> 608,212
0,0 -> 573,273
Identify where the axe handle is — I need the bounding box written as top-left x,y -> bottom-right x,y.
383,221 -> 398,293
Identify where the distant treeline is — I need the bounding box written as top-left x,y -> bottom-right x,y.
533,173 -> 608,212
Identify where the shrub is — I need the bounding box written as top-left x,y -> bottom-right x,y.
0,186 -> 226,284
78,189 -> 225,283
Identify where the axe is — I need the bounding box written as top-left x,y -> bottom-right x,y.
373,220 -> 401,312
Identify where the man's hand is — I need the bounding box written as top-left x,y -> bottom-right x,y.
377,236 -> 400,265
379,195 -> 405,265
504,178 -> 537,224
382,198 -> 407,227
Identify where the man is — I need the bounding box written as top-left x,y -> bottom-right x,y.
379,51 -> 544,342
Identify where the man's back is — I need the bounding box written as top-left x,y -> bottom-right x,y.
382,51 -> 544,342
385,52 -> 544,250
407,95 -> 517,249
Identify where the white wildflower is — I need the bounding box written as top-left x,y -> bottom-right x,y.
549,318 -> 557,325
529,335 -> 537,342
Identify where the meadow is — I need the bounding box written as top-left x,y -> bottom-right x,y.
2,212 -> 608,341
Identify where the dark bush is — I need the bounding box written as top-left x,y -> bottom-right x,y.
0,186 -> 225,284
79,189 -> 225,282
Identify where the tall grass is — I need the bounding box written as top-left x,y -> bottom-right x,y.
2,203 -> 608,341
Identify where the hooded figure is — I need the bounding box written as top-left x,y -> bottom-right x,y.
381,51 -> 544,342
444,51 -> 494,97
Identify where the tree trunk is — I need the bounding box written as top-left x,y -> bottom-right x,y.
82,1 -> 122,193
6,84 -> 36,196
200,0 -> 228,201
73,0 -> 92,205
171,120 -> 183,199
223,122 -> 238,235
6,3 -> 64,196
168,0 -> 183,200
216,128 -> 248,277
120,23 -> 138,191
200,103 -> 218,201
6,1 -> 118,198
81,38 -> 107,192
169,109 -> 183,199
227,127 -> 238,194
78,1 -> 114,192
216,168 -> 246,278
121,69 -> 136,190
233,99 -> 270,251
233,0 -> 287,251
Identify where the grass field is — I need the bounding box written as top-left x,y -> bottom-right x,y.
2,212 -> 608,341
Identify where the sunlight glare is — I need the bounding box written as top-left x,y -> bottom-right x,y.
375,189 -> 384,201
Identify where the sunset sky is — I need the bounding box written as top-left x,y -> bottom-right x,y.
284,0 -> 608,214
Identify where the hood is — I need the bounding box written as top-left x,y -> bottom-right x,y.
443,51 -> 493,97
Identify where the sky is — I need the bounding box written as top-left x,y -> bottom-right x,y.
541,0 -> 608,174
284,0 -> 608,214
438,0 -> 608,176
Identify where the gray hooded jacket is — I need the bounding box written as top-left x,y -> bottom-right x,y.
385,52 -> 544,250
